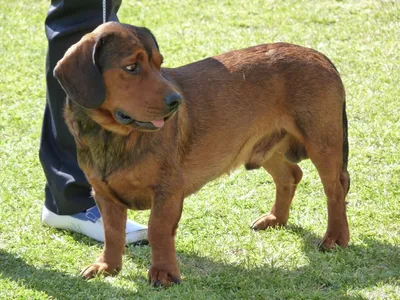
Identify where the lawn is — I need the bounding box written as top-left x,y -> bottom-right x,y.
0,0 -> 399,299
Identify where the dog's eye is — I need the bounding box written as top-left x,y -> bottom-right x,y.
124,63 -> 140,74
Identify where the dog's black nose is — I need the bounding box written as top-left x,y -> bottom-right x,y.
115,110 -> 134,124
164,92 -> 182,111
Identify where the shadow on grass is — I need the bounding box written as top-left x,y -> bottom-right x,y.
1,226 -> 398,298
127,225 -> 398,298
0,249 -> 142,298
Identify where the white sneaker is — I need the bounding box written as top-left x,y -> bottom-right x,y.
41,205 -> 148,244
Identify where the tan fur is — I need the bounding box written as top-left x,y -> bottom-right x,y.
54,22 -> 350,286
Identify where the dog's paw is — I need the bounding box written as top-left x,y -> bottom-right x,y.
80,262 -> 121,279
148,266 -> 181,287
251,212 -> 286,231
319,229 -> 349,250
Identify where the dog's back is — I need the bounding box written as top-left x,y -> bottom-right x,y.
165,43 -> 346,197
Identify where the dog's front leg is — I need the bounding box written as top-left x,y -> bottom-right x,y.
148,189 -> 184,286
80,192 -> 126,279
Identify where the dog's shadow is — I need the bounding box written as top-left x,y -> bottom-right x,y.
0,248 -> 136,298
126,225 -> 398,298
1,226 -> 398,298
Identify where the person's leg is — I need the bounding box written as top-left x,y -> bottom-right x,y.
40,0 -> 120,215
40,0 -> 147,243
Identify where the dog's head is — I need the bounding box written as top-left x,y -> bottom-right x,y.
54,22 -> 182,134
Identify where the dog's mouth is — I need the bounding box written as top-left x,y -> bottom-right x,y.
135,113 -> 175,131
115,110 -> 176,131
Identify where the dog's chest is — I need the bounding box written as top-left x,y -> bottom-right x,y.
77,132 -> 157,210
82,160 -> 156,210
99,171 -> 154,210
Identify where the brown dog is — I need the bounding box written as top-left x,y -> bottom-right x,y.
54,22 -> 350,286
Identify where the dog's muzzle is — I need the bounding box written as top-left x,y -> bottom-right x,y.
114,92 -> 182,131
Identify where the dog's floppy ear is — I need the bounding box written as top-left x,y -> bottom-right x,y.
137,27 -> 160,52
54,33 -> 111,109
123,24 -> 160,56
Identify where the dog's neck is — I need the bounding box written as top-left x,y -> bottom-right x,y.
65,99 -> 163,180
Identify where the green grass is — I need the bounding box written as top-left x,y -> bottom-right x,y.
0,0 -> 399,298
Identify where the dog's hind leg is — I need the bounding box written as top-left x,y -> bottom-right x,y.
306,140 -> 350,249
251,150 -> 303,230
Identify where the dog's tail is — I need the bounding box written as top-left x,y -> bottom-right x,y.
342,99 -> 349,171
326,55 -> 349,174
342,97 -> 350,193
323,53 -> 350,192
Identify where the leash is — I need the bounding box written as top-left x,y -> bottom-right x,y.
102,0 -> 107,23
